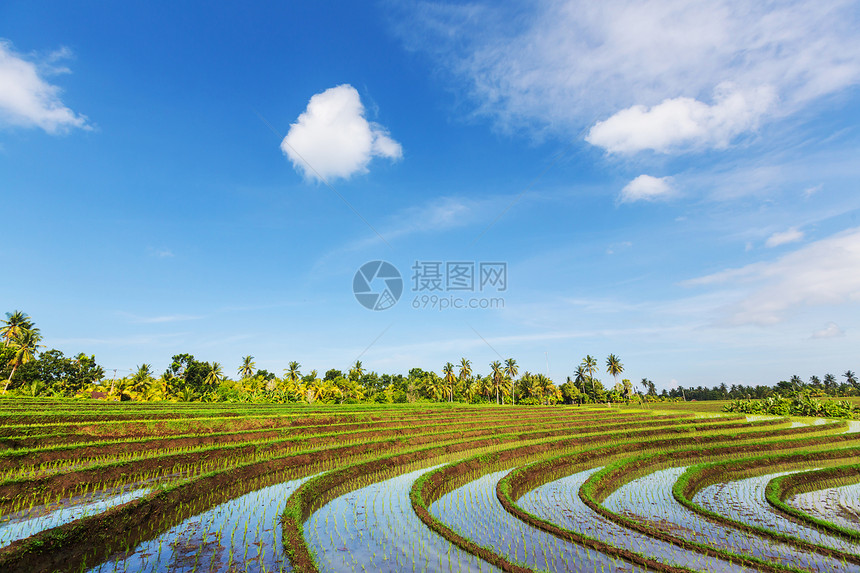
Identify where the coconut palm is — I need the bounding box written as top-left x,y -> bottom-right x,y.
205,362 -> 224,388
458,358 -> 472,383
536,374 -> 554,405
845,370 -> 858,389
285,361 -> 301,384
238,356 -> 256,379
442,362 -> 456,402
504,358 -> 519,404
574,365 -> 588,393
425,374 -> 444,401
349,360 -> 364,381
131,364 -> 154,395
582,355 -> 598,393
1,311 -> 33,346
606,354 -> 623,388
4,327 -> 43,394
490,360 -> 504,404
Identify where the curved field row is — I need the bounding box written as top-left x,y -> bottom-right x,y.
2,400 -> 858,573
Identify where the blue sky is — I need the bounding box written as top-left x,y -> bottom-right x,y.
2,1 -> 859,389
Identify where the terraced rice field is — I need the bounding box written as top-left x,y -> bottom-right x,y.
1,399 -> 859,572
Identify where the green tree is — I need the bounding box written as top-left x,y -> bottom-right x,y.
504,358 -> 519,404
1,311 -> 33,346
824,373 -> 837,393
4,327 -> 43,393
490,360 -> 504,404
442,362 -> 456,402
285,361 -> 302,384
606,354 -> 624,388
582,355 -> 598,393
165,354 -> 212,396
458,358 -> 472,383
238,356 -> 256,379
131,363 -> 154,395
349,360 -> 364,382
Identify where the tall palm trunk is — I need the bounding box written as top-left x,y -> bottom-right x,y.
3,365 -> 18,394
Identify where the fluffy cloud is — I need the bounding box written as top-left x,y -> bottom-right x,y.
811,322 -> 845,339
0,40 -> 88,133
586,85 -> 775,153
765,228 -> 804,248
397,1 -> 860,137
281,84 -> 402,182
619,175 -> 674,203
684,227 -> 860,325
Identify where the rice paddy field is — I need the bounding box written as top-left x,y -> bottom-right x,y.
1,399 -> 859,572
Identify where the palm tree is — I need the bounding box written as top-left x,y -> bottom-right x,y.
442,362 -> 456,402
845,370 -> 858,389
238,356 -> 256,379
574,365 -> 588,393
425,373 -> 444,401
205,362 -> 224,388
490,360 -> 504,404
606,354 -> 623,388
824,373 -> 837,393
582,355 -> 598,394
285,361 -> 301,384
4,327 -> 43,393
504,358 -> 519,405
1,311 -> 33,346
789,374 -> 803,391
458,358 -> 472,383
535,374 -> 553,405
349,360 -> 364,381
131,364 -> 153,394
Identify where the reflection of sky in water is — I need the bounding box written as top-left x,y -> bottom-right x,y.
433,468 -> 648,572
307,465 -> 501,573
608,467 -> 858,572
0,487 -> 150,548
88,478 -> 311,573
523,468 -> 752,572
790,481 -> 860,532
697,471 -> 860,554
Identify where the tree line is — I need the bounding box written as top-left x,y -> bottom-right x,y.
2,310 -> 854,405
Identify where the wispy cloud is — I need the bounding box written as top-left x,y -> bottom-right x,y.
310,193 -> 511,274
395,1 -> 860,140
811,322 -> 845,339
765,227 -> 804,248
118,312 -> 205,324
683,227 -> 860,325
147,247 -> 174,258
0,40 -> 89,133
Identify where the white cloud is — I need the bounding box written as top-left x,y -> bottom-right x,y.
683,227 -> 860,325
281,84 -> 402,182
619,175 -> 674,203
765,227 -> 804,248
398,1 -> 860,136
0,40 -> 89,133
803,184 -> 823,198
811,322 -> 845,339
586,84 -> 775,153
147,247 -> 174,258
118,312 -> 205,324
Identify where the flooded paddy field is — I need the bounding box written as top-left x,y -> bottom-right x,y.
1,399 -> 859,572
